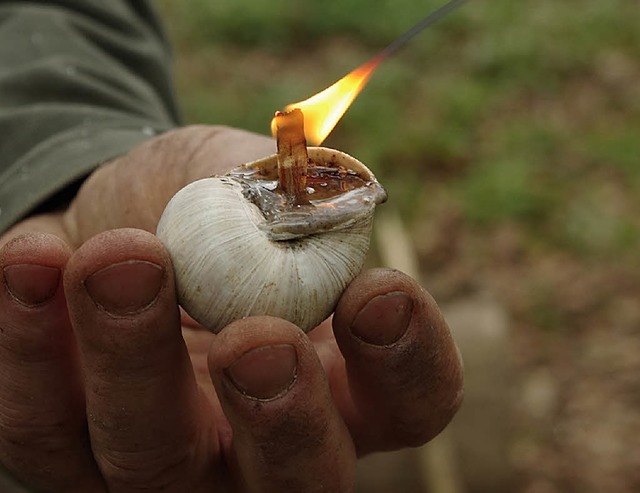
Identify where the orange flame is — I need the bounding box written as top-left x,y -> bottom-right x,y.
271,55 -> 383,146
270,0 -> 469,144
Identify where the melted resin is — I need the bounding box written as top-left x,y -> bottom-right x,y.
228,157 -> 387,240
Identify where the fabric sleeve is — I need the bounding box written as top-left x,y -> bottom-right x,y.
0,0 -> 181,234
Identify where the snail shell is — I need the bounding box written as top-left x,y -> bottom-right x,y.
156,147 -> 386,333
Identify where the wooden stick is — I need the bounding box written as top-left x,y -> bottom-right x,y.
274,109 -> 308,204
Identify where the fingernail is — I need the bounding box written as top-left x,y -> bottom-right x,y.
351,291 -> 413,345
3,264 -> 60,307
225,344 -> 297,400
84,260 -> 163,316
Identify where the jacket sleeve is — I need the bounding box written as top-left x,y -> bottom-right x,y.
0,0 -> 181,234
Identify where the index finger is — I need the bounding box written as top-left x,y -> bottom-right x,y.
331,268 -> 464,455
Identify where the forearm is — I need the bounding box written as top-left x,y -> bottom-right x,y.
0,0 -> 180,234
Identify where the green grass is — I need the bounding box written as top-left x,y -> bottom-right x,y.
157,0 -> 640,264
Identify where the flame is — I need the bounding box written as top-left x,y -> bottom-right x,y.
271,55 -> 383,146
270,0 -> 470,144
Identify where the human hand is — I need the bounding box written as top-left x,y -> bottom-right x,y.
0,126 -> 463,492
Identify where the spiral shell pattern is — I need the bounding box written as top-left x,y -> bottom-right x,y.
157,147 -> 384,333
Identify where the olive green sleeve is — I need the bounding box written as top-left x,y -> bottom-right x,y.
0,0 -> 181,234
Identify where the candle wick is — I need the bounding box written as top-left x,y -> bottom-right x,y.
275,109 -> 309,205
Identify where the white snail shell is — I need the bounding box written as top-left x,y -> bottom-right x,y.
156,147 -> 386,333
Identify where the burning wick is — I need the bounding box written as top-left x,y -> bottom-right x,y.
271,0 -> 469,146
272,0 -> 468,204
274,109 -> 309,204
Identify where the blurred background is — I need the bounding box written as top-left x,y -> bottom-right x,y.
156,0 -> 639,492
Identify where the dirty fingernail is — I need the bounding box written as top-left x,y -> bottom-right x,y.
225,344 -> 297,400
351,291 -> 414,345
84,260 -> 163,316
3,264 -> 61,307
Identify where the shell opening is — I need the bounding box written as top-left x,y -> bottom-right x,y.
228,148 -> 387,240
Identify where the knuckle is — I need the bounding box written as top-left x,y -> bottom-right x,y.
0,404 -> 67,451
388,387 -> 465,448
94,441 -> 201,491
0,408 -> 70,479
259,410 -> 329,464
246,409 -> 356,491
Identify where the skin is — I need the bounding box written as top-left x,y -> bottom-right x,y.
0,126 -> 463,493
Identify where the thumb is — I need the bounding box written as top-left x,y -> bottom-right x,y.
64,125 -> 273,245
